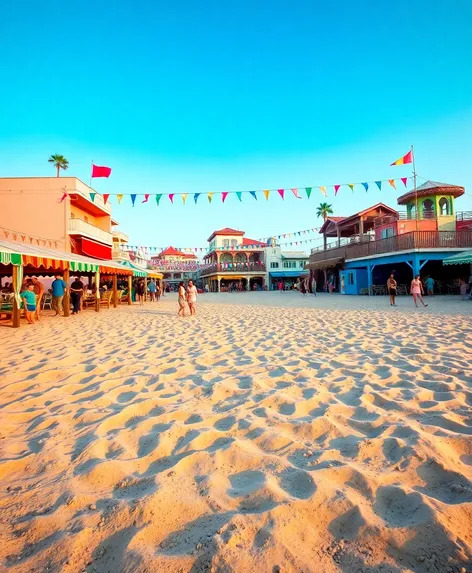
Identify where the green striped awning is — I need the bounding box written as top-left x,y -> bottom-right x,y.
0,250 -> 22,266
443,250 -> 472,266
69,261 -> 99,272
119,260 -> 148,277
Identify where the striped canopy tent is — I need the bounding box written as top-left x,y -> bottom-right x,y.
443,250 -> 472,265
119,260 -> 148,277
0,246 -> 22,267
146,270 -> 164,280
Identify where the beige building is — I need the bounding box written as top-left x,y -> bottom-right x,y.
0,177 -> 127,260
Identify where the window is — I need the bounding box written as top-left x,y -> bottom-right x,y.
299,261 -> 305,268
381,227 -> 394,239
283,261 -> 296,269
439,197 -> 449,216
231,239 -> 238,247
348,272 -> 354,285
270,262 -> 279,269
223,239 -> 230,247
422,199 -> 434,218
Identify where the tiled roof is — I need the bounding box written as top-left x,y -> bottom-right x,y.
207,227 -> 245,242
242,238 -> 267,246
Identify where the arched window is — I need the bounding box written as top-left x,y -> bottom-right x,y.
422,199 -> 434,219
220,253 -> 233,264
408,203 -> 416,220
439,197 -> 449,216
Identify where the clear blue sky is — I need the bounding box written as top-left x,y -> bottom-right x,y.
1,0 -> 471,251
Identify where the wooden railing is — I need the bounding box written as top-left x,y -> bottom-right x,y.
201,262 -> 266,276
309,231 -> 472,263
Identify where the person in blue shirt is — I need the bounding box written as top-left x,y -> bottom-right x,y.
425,276 -> 435,297
20,283 -> 36,324
51,274 -> 67,316
148,279 -> 157,302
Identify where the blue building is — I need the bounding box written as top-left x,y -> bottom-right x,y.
308,181 -> 472,294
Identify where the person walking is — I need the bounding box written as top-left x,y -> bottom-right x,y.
136,280 -> 145,305
411,275 -> 428,308
177,281 -> 187,317
312,277 -> 317,297
70,277 -> 84,315
31,277 -> 44,321
156,283 -> 161,301
425,275 -> 435,297
148,279 -> 156,302
51,274 -> 67,316
387,272 -> 397,306
187,280 -> 198,316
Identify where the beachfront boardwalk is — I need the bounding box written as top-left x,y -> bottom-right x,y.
0,293 -> 471,573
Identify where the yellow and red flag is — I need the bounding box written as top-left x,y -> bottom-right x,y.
390,150 -> 413,166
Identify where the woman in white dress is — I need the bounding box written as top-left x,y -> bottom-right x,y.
187,280 -> 198,316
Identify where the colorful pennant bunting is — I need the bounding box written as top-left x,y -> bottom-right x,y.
361,183 -> 369,192
89,192 -> 96,202
375,181 -> 382,190
263,190 -> 270,200
142,194 -> 150,203
169,194 -> 174,204
194,193 -> 200,203
103,194 -> 109,204
401,177 -> 408,187
388,179 -> 396,189
182,193 -> 188,204
130,194 -> 136,206
208,192 -> 214,203
236,192 -> 242,202
222,192 -> 229,203
334,185 -> 341,195
117,194 -> 123,204
348,184 -> 355,193
291,188 -> 301,199
317,187 -> 325,197
277,189 -> 285,199
250,191 -> 257,200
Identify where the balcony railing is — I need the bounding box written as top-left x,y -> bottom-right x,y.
456,211 -> 472,222
68,218 -> 113,245
309,230 -> 472,264
112,246 -> 130,260
201,262 -> 266,276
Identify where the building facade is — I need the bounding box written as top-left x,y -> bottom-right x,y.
201,228 -> 267,291
264,241 -> 308,289
0,177 -> 118,260
149,246 -> 199,290
308,181 -> 472,294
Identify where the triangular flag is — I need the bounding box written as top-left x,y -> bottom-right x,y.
250,191 -> 257,200
103,194 -> 109,204
182,193 -> 188,204
117,194 -> 123,204
59,192 -> 67,203
388,179 -> 396,189
401,177 -> 408,187
317,187 -> 325,197
291,188 -> 301,199
89,192 -> 96,202
156,194 -> 162,206
130,194 -> 136,207
263,190 -> 270,200
236,192 -> 242,202
278,189 -> 285,199
375,181 -> 382,190
194,193 -> 201,203
222,192 -> 229,203
361,183 -> 369,192
142,194 -> 150,203
334,185 -> 341,195
348,184 -> 355,193
390,150 -> 413,166
208,192 -> 214,203
169,194 -> 174,203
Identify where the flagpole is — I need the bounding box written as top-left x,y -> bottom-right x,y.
411,145 -> 418,231
89,160 -> 93,190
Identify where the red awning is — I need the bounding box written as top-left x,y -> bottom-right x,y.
78,237 -> 112,260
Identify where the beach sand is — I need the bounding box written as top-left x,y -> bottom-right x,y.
0,292 -> 471,573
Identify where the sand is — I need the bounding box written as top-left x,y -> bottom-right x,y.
0,292 -> 471,573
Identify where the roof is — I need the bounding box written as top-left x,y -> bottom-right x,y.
242,238 -> 267,247
207,228 -> 245,242
339,203 -> 398,226
0,239 -> 134,275
398,180 -> 465,205
155,246 -> 186,257
319,216 -> 346,234
442,250 -> 472,266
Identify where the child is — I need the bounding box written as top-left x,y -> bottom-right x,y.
21,283 -> 37,324
460,279 -> 468,301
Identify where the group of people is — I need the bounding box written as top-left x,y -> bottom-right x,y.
177,280 -> 198,317
135,278 -> 162,305
387,273 -> 429,308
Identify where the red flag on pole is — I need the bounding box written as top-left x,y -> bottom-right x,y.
91,164 -> 112,178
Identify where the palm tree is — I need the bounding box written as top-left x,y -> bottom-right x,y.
48,154 -> 69,177
316,202 -> 333,222
316,203 -> 334,250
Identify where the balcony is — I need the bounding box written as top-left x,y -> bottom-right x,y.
68,218 -> 113,245
112,246 -> 130,260
201,262 -> 266,276
113,229 -> 129,243
309,230 -> 472,264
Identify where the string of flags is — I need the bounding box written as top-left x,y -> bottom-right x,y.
1,227 -> 60,249
79,176 -> 412,207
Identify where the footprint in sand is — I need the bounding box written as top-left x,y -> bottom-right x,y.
278,468 -> 316,500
